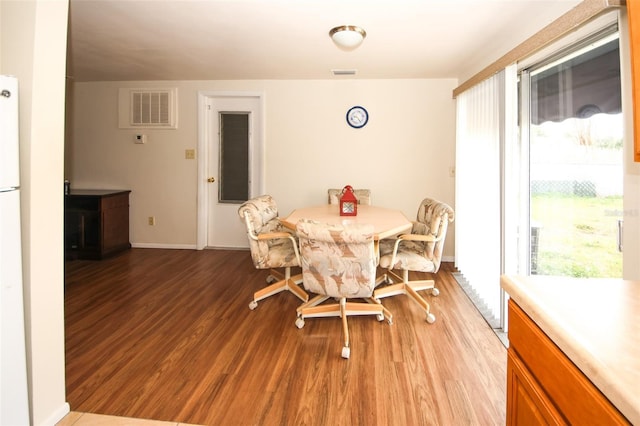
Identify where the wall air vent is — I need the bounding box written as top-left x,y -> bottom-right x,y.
332,69 -> 357,76
118,88 -> 178,129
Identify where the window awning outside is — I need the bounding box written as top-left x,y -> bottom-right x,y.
531,38 -> 621,125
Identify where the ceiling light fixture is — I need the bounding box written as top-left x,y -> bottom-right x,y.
329,25 -> 366,50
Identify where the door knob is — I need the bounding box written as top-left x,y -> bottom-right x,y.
207,177 -> 216,183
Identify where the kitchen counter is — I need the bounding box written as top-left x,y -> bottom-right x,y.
501,275 -> 639,425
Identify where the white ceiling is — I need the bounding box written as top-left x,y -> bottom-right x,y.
66,0 -> 582,82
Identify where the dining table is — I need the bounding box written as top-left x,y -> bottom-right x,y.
281,204 -> 412,240
281,204 -> 413,324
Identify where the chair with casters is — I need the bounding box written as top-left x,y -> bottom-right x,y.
375,198 -> 454,324
327,188 -> 372,206
238,195 -> 309,310
294,219 -> 385,359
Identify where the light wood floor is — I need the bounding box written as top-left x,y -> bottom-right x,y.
64,248 -> 506,425
56,411 -> 200,426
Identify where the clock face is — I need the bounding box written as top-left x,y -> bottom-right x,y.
342,201 -> 355,213
346,106 -> 368,128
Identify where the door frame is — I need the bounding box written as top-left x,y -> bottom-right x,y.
196,91 -> 265,250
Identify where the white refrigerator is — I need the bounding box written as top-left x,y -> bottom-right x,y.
0,75 -> 30,425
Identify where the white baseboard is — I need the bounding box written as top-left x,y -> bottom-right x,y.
131,243 -> 197,250
130,244 -> 451,259
131,243 -> 251,251
38,402 -> 69,426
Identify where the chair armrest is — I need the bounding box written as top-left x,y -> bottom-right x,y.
257,231 -> 295,240
384,232 -> 442,268
253,231 -> 301,265
398,233 -> 440,243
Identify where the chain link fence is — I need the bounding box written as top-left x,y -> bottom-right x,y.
531,180 -> 596,197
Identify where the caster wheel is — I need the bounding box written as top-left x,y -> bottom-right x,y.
295,317 -> 305,329
431,288 -> 440,297
387,317 -> 394,325
341,346 -> 350,359
376,313 -> 384,322
426,313 -> 436,324
248,300 -> 258,310
266,275 -> 277,284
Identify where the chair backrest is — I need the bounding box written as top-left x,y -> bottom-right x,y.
296,219 -> 377,299
238,195 -> 279,235
327,188 -> 372,206
238,195 -> 296,269
413,198 -> 455,272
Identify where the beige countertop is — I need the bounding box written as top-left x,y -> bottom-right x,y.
501,275 -> 640,425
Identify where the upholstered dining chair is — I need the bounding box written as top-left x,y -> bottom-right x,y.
238,195 -> 309,310
327,188 -> 372,206
375,198 -> 454,323
294,219 -> 385,359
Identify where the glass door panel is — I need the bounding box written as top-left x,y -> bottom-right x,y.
527,34 -> 623,278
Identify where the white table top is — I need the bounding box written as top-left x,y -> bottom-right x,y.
281,204 -> 412,240
501,275 -> 640,424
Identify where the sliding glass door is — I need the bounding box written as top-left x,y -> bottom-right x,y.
521,29 -> 623,278
455,22 -> 625,333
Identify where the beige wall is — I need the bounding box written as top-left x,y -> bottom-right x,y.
1,0 -> 69,425
68,78 -> 458,258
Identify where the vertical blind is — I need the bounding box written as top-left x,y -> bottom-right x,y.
455,71 -> 504,324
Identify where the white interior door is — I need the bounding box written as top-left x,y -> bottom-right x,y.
197,93 -> 263,249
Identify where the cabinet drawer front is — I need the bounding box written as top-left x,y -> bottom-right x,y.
508,300 -> 628,425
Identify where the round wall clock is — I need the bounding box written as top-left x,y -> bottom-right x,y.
346,106 -> 368,128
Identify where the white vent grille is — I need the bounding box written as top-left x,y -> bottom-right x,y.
132,91 -> 169,125
118,88 -> 177,129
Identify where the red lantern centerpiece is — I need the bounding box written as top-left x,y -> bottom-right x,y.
339,185 -> 358,216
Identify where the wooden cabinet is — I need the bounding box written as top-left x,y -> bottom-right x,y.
506,300 -> 629,425
65,189 -> 131,260
628,0 -> 640,162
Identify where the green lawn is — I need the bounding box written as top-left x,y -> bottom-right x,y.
531,194 -> 623,278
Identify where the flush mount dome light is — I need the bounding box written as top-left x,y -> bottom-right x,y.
329,25 -> 366,50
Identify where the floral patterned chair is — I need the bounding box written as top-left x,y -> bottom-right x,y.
375,198 -> 454,323
294,219 -> 385,359
238,195 -> 308,310
327,188 -> 372,205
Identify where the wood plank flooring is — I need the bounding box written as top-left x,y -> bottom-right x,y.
64,248 -> 506,425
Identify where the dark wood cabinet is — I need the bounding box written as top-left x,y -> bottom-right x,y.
65,189 -> 131,260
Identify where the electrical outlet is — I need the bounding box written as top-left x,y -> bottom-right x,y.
185,149 -> 195,159
148,216 -> 155,226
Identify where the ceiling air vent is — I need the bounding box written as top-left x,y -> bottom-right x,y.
332,69 -> 357,76
118,88 -> 178,129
